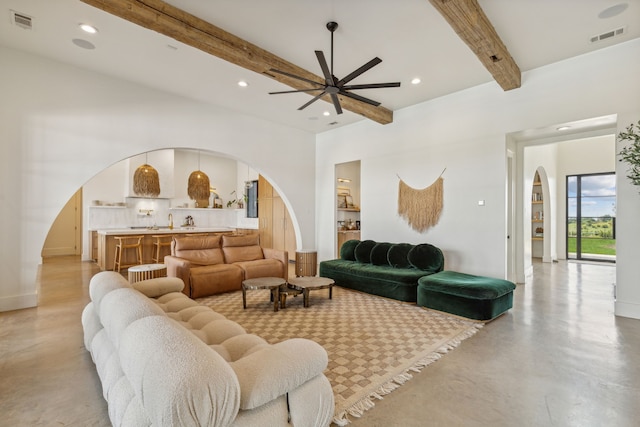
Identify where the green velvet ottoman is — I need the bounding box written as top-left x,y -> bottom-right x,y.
417,271 -> 516,321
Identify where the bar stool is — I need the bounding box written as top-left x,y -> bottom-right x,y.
113,235 -> 143,273
151,234 -> 173,263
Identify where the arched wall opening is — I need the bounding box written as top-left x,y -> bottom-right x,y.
40,149 -> 303,268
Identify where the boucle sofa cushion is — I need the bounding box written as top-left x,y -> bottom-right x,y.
387,243 -> 414,268
173,235 -> 225,265
354,240 -> 377,263
132,277 -> 184,297
119,315 -> 241,427
100,288 -> 165,350
370,242 -> 392,265
222,234 -> 264,263
340,239 -> 360,261
89,271 -> 132,316
230,338 -> 329,410
408,243 -> 444,272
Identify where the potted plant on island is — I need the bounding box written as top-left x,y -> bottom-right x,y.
618,120 -> 640,191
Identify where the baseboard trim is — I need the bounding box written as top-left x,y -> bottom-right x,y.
615,300 -> 640,319
0,293 -> 38,312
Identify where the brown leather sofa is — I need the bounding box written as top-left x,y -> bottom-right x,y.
164,234 -> 288,298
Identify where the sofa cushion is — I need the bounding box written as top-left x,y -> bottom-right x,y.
222,234 -> 264,264
370,242 -> 392,266
340,239 -> 360,261
132,277 -> 184,298
354,240 -> 377,264
173,235 -> 224,266
387,243 -> 414,268
119,315 -> 241,427
408,243 -> 444,272
235,259 -> 284,280
190,264 -> 244,297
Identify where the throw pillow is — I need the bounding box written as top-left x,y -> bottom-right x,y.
370,242 -> 392,265
354,240 -> 377,264
340,239 -> 360,261
407,243 -> 444,272
387,243 -> 414,268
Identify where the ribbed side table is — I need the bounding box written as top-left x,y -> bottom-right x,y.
295,250 -> 317,277
128,263 -> 167,284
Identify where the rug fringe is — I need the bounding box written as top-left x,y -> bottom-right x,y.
331,322 -> 483,425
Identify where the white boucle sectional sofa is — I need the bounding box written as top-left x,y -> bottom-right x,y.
81,271 -> 334,426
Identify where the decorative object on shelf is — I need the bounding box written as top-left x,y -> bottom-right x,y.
618,120 -> 640,190
187,151 -> 210,203
133,152 -> 160,197
226,190 -> 248,209
397,168 -> 446,233
337,194 -> 347,209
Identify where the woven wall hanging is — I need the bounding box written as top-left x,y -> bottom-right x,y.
397,169 -> 445,233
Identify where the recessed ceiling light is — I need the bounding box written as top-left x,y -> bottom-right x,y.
237,80 -> 248,87
79,23 -> 98,34
598,3 -> 628,19
557,126 -> 571,131
411,78 -> 421,85
323,111 -> 330,116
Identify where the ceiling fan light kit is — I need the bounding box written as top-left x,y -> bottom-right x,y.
269,21 -> 400,115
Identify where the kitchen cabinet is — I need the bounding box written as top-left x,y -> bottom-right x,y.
258,175 -> 296,261
91,230 -> 98,261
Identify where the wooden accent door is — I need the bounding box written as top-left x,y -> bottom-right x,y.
257,175 -> 296,261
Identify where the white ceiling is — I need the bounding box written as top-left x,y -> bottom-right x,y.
1,0 -> 638,134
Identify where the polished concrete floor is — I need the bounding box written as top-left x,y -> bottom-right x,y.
1,258 -> 639,426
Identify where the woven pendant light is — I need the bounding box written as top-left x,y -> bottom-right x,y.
133,153 -> 160,197
187,151 -> 210,201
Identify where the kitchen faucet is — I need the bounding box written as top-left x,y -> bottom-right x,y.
168,213 -> 173,230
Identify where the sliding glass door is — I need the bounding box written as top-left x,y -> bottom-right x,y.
567,172 -> 616,262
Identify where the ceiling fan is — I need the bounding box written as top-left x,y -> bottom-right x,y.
268,21 -> 400,115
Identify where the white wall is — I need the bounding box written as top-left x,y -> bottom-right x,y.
316,39 -> 640,318
0,46 -> 315,312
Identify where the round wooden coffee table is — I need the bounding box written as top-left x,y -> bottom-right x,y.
242,277 -> 287,312
287,276 -> 335,308
127,263 -> 167,284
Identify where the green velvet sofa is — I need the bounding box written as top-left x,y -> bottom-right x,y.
318,239 -> 444,302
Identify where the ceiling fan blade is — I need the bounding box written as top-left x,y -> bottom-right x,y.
339,90 -> 381,107
297,90 -> 328,111
342,82 -> 401,90
269,88 -> 324,95
269,68 -> 324,87
337,57 -> 382,86
330,93 -> 343,115
315,51 -> 334,85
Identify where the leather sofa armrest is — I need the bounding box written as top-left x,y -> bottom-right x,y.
262,248 -> 288,281
230,338 -> 328,410
164,256 -> 193,297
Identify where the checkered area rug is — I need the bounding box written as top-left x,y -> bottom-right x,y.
198,286 -> 482,425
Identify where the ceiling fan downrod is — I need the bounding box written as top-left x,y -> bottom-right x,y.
327,21 -> 338,80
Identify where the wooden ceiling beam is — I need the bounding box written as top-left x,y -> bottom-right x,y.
428,0 -> 521,91
80,0 -> 394,124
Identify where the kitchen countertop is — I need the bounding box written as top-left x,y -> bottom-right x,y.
96,227 -> 235,235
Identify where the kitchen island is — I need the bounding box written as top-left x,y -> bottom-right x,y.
95,227 -> 236,271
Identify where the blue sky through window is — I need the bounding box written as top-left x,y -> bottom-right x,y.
567,174 -> 616,218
